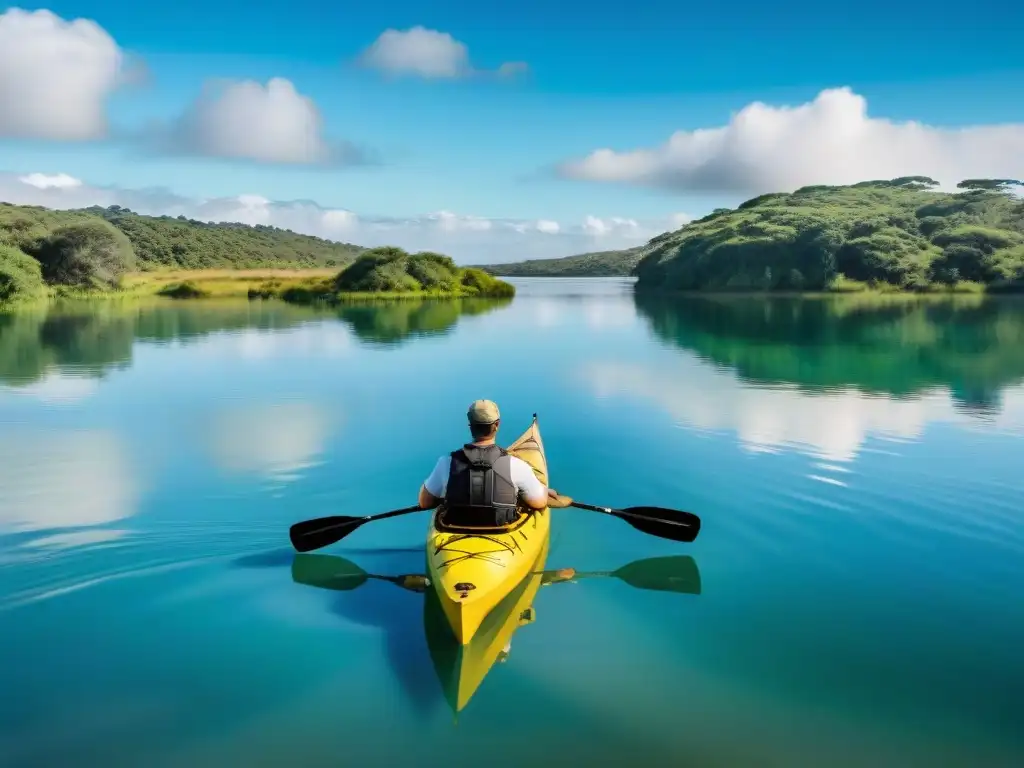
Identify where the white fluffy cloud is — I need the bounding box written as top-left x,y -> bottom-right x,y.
165,77 -> 360,166
0,8 -> 128,141
583,215 -> 639,237
0,171 -> 671,263
669,212 -> 694,229
18,172 -> 83,190
557,87 -> 1024,195
357,26 -> 527,79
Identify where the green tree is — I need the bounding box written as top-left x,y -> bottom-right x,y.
956,179 -> 1023,193
33,220 -> 136,288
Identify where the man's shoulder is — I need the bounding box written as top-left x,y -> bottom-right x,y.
507,455 -> 540,478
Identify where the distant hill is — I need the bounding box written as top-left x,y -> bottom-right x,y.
0,202 -> 366,271
477,246 -> 646,277
634,177 -> 1024,292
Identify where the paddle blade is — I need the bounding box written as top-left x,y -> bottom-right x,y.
617,506 -> 701,543
289,515 -> 367,553
612,555 -> 701,595
291,554 -> 370,591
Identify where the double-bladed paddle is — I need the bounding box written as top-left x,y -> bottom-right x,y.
289,498 -> 701,553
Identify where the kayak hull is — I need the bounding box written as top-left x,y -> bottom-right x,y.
426,415 -> 551,645
424,536 -> 549,713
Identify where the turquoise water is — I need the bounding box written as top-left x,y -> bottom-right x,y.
2,279 -> 1023,767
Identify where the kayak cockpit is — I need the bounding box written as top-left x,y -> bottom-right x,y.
431,505 -> 546,536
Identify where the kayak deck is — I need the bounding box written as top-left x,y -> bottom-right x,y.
426,414 -> 551,644
425,536 -> 549,713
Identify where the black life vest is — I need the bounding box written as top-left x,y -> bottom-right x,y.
443,443 -> 519,526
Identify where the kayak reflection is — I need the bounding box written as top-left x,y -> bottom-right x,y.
290,548 -> 701,715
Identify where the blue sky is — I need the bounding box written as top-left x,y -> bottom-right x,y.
0,1 -> 1022,262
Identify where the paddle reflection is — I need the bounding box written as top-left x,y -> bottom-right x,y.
290,549 -> 701,715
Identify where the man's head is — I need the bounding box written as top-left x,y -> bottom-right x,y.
467,399 -> 500,441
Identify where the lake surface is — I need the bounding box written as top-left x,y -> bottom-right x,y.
2,278 -> 1023,767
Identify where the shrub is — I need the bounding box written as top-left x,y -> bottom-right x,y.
0,245 -> 45,304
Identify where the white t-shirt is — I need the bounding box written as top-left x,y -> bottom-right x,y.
422,452 -> 546,503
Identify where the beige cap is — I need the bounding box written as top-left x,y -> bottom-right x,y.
467,399 -> 500,424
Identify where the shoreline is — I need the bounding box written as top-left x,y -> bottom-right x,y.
1,267 -> 517,309
7,269 -> 1024,312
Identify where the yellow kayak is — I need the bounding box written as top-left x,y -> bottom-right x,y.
424,536 -> 548,713
425,414 -> 551,645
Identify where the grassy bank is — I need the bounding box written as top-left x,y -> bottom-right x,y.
121,268 -> 337,300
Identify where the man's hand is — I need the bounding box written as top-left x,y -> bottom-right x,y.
546,488 -> 573,508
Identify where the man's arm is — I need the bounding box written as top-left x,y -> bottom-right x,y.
513,457 -> 556,509
418,457 -> 447,509
418,485 -> 441,509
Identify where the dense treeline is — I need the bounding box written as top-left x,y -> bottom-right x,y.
0,202 -> 366,305
635,178 -> 1024,292
92,206 -> 364,269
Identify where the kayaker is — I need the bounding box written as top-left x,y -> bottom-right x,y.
418,399 -> 561,525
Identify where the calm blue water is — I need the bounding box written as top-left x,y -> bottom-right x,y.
2,279 -> 1023,767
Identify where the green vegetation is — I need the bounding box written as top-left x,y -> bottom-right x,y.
34,219 -> 136,288
0,201 -> 366,306
634,292 -> 1024,408
0,243 -> 46,305
277,247 -> 515,305
0,296 -> 512,386
479,246 -> 647,277
635,177 -> 1024,293
0,203 -> 363,271
0,203 -> 515,306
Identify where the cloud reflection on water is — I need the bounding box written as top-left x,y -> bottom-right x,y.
206,400 -> 337,482
581,359 -> 1024,464
0,428 -> 140,533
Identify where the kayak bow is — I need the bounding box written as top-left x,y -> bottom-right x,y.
425,537 -> 548,713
